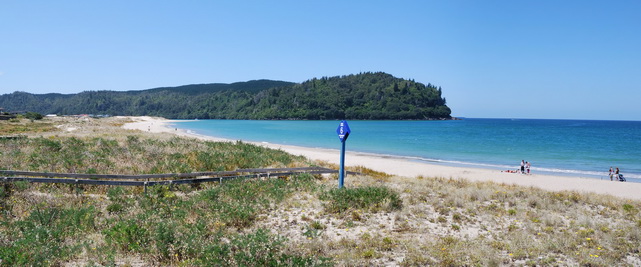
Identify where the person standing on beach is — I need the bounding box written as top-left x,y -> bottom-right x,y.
616,167 -> 620,180
526,161 -> 531,174
609,166 -> 614,181
520,160 -> 525,174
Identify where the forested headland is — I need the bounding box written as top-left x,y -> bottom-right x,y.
0,72 -> 451,120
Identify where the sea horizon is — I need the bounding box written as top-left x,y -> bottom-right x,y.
170,118 -> 641,183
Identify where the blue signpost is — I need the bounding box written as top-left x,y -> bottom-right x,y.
336,120 -> 351,188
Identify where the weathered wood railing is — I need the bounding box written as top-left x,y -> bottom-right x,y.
0,167 -> 359,187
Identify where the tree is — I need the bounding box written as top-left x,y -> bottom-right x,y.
0,73 -> 452,120
25,112 -> 44,120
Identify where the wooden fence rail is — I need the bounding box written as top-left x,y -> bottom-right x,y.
0,167 -> 332,180
0,167 -> 360,187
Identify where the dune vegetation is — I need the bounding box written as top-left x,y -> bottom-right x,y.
1,117 -> 640,266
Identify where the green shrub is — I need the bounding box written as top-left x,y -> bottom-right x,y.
154,221 -> 178,260
199,229 -> 331,266
362,249 -> 376,258
199,174 -> 316,228
310,220 -> 326,230
452,213 -> 462,222
304,222 -> 325,239
103,219 -> 150,252
14,180 -> 30,192
0,185 -> 6,198
107,186 -> 126,201
622,203 -> 636,214
0,206 -> 96,266
106,203 -> 124,214
320,186 -> 403,213
24,112 -> 43,120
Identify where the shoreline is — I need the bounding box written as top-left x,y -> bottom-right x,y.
123,116 -> 641,201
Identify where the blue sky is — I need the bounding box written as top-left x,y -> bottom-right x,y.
1,1 -> 640,120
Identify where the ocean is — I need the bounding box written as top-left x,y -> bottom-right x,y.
171,119 -> 641,183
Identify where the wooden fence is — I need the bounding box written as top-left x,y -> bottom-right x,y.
0,167 -> 359,188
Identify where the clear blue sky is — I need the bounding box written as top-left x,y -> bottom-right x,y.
2,1 -> 640,120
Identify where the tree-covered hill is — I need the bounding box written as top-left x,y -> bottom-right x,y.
0,72 -> 451,120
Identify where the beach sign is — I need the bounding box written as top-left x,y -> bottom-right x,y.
336,120 -> 350,188
336,120 -> 351,142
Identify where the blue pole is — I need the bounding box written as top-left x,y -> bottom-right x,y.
339,139 -> 346,188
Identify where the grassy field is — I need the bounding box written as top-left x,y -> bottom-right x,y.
0,117 -> 56,135
1,117 -> 640,266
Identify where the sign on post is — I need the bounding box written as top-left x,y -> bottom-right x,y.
336,120 -> 350,142
336,120 -> 351,188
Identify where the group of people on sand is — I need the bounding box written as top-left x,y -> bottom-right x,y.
503,160 -> 531,174
609,166 -> 626,182
502,163 -> 627,181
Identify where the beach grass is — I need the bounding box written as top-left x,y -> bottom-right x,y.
1,117 -> 640,266
0,117 -> 56,135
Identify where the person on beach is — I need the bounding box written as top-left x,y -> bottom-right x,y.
609,167 -> 614,181
616,167 -> 620,180
617,169 -> 626,182
526,161 -> 531,174
520,160 -> 525,174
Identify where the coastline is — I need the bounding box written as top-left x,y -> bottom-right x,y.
123,116 -> 641,201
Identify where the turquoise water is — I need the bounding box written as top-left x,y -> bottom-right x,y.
172,119 -> 641,182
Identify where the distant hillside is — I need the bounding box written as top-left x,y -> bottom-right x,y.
0,72 -> 451,120
136,80 -> 295,95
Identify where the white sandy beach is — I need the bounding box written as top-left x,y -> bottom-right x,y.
123,116 -> 641,201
